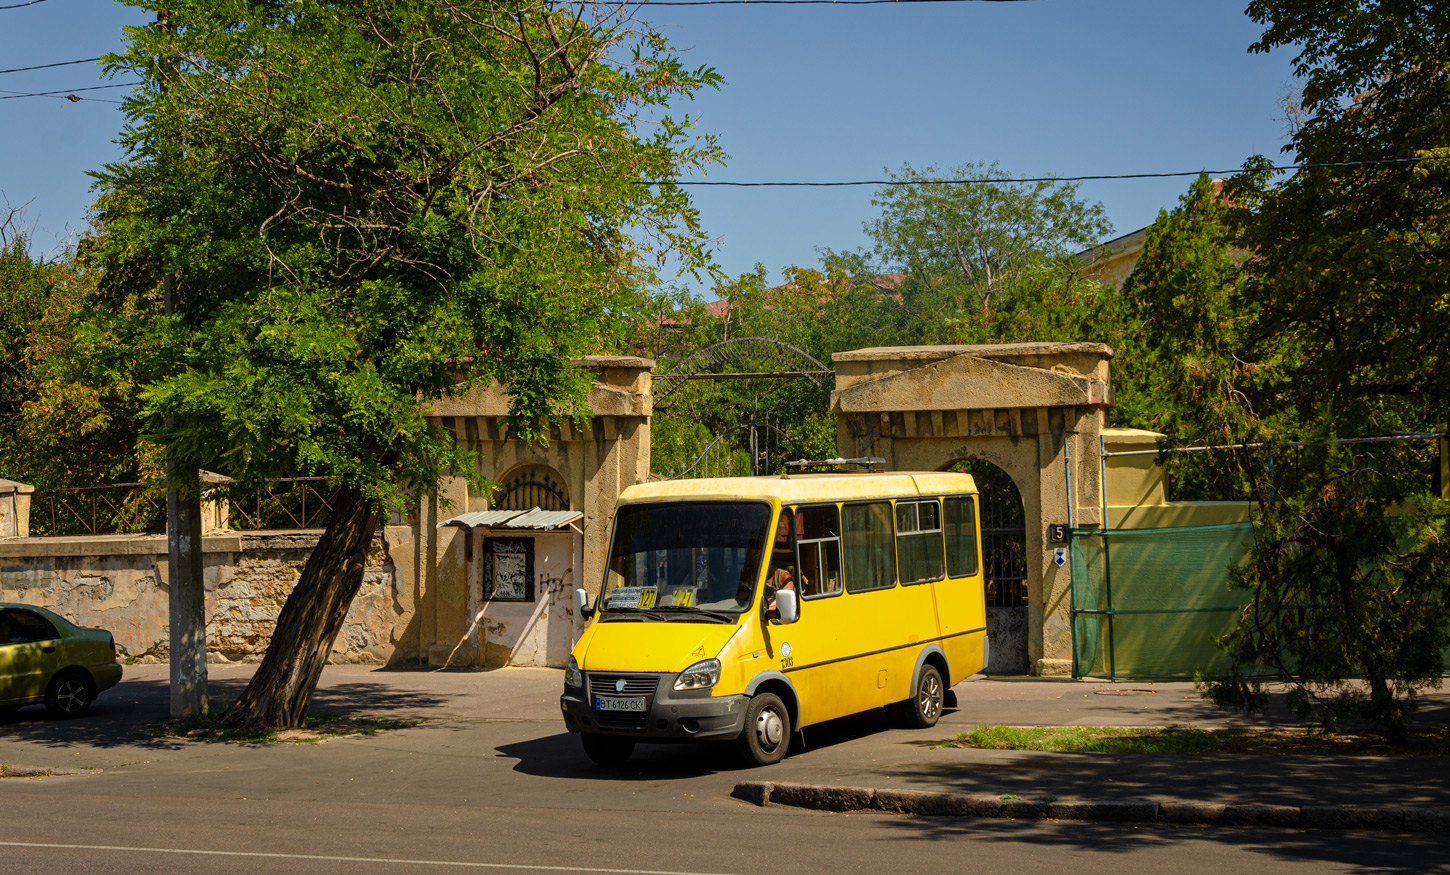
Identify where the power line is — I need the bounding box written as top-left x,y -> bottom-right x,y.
0,0 -> 51,8
0,82 -> 137,101
0,57 -> 101,75
641,156 -> 1450,187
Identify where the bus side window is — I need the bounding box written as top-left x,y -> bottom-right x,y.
943,496 -> 980,578
842,502 -> 896,593
797,505 -> 842,598
896,498 -> 945,584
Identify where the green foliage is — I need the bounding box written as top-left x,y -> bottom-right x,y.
88,0 -> 725,508
955,724 -> 1450,755
1183,2 -> 1450,742
1201,446 -> 1450,745
0,228 -> 57,473
868,161 -> 1113,343
648,166 -> 1125,477
1233,0 -> 1450,435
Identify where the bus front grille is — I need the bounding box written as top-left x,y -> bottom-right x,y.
587,673 -> 659,697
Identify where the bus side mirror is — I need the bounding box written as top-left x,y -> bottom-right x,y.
772,590 -> 799,625
575,588 -> 594,620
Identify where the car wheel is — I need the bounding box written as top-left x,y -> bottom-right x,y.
580,733 -> 635,766
736,692 -> 791,766
45,671 -> 94,718
901,665 -> 944,729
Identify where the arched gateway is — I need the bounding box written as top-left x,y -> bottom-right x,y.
406,344 -> 1109,676
832,343 -> 1112,676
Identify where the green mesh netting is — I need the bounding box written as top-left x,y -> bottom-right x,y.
1071,522 -> 1254,679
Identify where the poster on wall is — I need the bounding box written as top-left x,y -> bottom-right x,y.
486,538 -> 534,601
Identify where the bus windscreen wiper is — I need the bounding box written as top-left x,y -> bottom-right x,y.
601,607 -> 668,622
659,606 -> 738,623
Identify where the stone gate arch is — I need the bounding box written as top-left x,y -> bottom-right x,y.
832,343 -> 1112,676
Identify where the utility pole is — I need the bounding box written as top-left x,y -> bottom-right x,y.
159,8 -> 208,718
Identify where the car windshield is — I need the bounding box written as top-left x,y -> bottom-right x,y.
599,501 -> 772,621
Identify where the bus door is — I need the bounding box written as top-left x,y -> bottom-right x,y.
785,504 -> 849,726
932,494 -> 987,681
894,497 -> 949,693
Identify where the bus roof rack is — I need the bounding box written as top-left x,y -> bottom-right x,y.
783,456 -> 886,472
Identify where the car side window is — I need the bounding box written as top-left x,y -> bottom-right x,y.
2,609 -> 59,643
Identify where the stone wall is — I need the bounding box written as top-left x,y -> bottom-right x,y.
0,531 -> 400,665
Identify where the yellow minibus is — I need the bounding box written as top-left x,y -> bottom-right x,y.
560,469 -> 987,766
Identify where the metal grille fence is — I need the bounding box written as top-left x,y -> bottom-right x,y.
1072,431 -> 1449,679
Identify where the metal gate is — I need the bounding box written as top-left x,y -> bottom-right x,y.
664,416 -> 797,480
652,337 -> 833,481
953,459 -> 1029,674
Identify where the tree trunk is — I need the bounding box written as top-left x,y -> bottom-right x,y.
226,486 -> 379,729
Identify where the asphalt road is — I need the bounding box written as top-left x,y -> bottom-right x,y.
2,665 -> 1447,874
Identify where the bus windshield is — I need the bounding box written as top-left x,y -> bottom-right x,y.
599,501 -> 772,620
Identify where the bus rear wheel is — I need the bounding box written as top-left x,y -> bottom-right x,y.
580,733 -> 635,766
736,692 -> 791,767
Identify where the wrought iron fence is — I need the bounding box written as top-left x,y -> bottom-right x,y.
27,477 -> 335,535
224,477 -> 334,530
30,482 -> 166,537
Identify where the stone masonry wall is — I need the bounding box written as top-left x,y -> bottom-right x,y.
0,531 -> 401,665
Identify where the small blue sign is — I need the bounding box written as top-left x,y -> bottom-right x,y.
1053,547 -> 1068,568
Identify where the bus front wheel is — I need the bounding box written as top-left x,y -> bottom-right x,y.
737,692 -> 791,766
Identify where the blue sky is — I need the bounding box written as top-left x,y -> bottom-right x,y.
0,0 -> 1296,291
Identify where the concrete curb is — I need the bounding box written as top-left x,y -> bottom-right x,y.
731,781 -> 1450,832
0,765 -> 93,779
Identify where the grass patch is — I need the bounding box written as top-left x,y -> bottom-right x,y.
150,712 -> 420,745
949,724 -> 1450,756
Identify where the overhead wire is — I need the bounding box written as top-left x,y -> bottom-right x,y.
640,156 -> 1450,187
0,82 -> 136,101
0,0 -> 52,8
0,57 -> 101,75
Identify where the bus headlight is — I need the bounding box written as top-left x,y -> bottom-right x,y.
673,658 -> 720,691
565,656 -> 584,689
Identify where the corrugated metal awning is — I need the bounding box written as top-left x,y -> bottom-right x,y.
437,507 -> 583,531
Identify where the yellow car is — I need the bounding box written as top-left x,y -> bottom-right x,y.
0,603 -> 124,718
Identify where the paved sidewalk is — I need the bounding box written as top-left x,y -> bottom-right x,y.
2,663 -> 1447,812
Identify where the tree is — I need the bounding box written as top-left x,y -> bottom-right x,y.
1231,0 -> 1450,434
1204,442 -> 1450,745
866,162 -> 1112,343
1173,1 -> 1450,741
94,0 -> 723,728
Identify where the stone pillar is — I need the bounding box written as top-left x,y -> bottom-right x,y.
199,471 -> 233,533
0,479 -> 34,539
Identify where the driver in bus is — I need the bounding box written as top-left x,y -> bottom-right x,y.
762,515 -> 796,612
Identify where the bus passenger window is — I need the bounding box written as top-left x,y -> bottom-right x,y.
895,499 -> 945,584
797,505 -> 842,598
842,502 -> 896,593
944,496 -> 979,577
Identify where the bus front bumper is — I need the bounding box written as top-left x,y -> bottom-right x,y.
560,685 -> 749,741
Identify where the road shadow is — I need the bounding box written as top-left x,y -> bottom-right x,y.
873,818 -> 1450,874
495,731 -> 741,780
0,676 -> 446,751
879,748 -> 1450,806
494,704 -> 957,781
